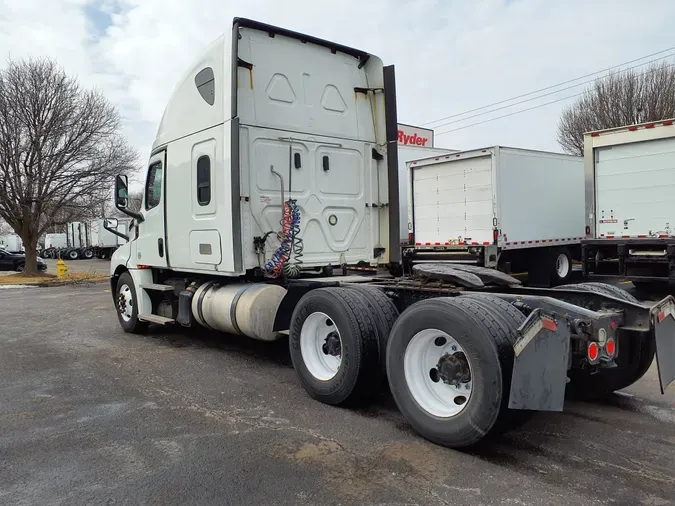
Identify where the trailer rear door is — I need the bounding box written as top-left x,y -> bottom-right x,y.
412,154 -> 494,244
595,137 -> 675,237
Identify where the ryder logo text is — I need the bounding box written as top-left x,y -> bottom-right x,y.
398,130 -> 430,146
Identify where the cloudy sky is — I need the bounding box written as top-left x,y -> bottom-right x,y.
1,0 -> 674,161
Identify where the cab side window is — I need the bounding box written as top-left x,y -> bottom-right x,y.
145,161 -> 163,210
196,156 -> 211,206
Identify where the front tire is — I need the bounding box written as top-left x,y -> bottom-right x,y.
289,288 -> 380,406
115,272 -> 148,334
386,296 -> 521,448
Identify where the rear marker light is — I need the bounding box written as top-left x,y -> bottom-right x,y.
587,342 -> 599,362
664,121 -> 673,126
585,226 -> 591,235
628,126 -> 638,131
542,318 -> 557,332
606,338 -> 616,357
591,132 -> 600,137
658,311 -> 666,323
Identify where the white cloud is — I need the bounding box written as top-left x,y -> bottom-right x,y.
1,0 -> 674,162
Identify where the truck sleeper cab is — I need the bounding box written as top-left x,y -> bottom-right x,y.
110,18 -> 675,450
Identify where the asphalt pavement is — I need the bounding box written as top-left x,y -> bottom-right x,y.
0,284 -> 674,506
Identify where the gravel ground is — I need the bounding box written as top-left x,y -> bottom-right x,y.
0,284 -> 673,506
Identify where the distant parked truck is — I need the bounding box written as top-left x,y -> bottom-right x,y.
581,119 -> 675,288
0,234 -> 23,254
403,146 -> 585,286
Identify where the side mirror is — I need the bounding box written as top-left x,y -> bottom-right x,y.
115,175 -> 129,209
104,218 -> 119,229
113,175 -> 144,223
103,216 -> 129,242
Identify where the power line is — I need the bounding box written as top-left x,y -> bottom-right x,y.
422,45 -> 675,127
434,62 -> 675,137
429,52 -> 675,130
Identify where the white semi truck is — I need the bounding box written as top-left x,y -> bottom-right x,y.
108,18 -> 675,449
403,147 -> 585,286
581,119 -> 675,287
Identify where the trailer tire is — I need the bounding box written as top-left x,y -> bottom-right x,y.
386,296 -> 520,448
66,249 -> 79,260
555,282 -> 652,398
289,287 -> 381,406
115,272 -> 148,334
551,247 -> 573,284
344,285 -> 399,378
83,248 -> 94,259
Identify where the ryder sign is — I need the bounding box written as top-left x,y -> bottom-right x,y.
397,123 -> 434,147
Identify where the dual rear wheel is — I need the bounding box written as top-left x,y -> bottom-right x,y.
290,288 -> 529,448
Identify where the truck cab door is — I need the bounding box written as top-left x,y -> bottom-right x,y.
136,150 -> 168,268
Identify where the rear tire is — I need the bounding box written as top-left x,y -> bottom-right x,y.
83,248 -> 94,259
115,272 -> 148,334
344,285 -> 399,379
386,296 -> 522,448
15,263 -> 25,273
460,293 -> 534,432
557,281 -> 638,303
66,249 -> 79,260
289,288 -> 381,406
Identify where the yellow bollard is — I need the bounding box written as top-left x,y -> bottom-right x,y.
56,259 -> 68,279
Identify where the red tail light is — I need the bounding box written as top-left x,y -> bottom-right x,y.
587,342 -> 599,362
605,338 -> 616,358
408,232 -> 413,245
585,226 -> 591,236
493,229 -> 498,244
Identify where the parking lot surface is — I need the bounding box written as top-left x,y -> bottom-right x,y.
1,284 -> 674,505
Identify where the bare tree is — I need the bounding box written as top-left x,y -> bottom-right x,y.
0,219 -> 12,235
0,57 -> 138,272
557,62 -> 675,155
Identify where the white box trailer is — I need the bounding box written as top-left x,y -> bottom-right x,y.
44,233 -> 67,250
105,17 -> 675,450
397,144 -> 457,244
0,234 -> 23,253
406,146 -> 585,286
581,118 -> 675,284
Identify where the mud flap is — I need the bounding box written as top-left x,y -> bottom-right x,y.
508,309 -> 570,412
652,296 -> 675,394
